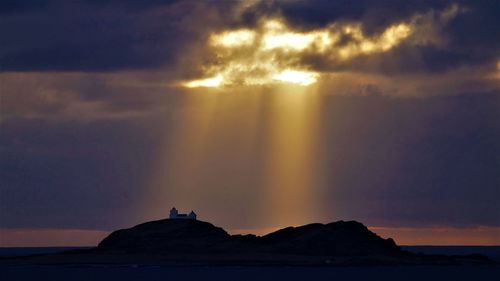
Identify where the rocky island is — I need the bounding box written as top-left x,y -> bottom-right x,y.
2,218 -> 493,266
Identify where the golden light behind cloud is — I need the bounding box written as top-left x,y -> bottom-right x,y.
180,3 -> 464,89
183,19 -> 416,88
261,20 -> 334,52
272,70 -> 318,86
211,29 -> 256,47
183,74 -> 224,88
336,23 -> 412,59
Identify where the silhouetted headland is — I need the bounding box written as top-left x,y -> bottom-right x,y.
1,219 -> 494,266
98,219 -> 400,257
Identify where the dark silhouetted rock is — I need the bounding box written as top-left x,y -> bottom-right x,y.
97,219 -> 400,257
98,219 -> 230,254
2,219 -> 494,266
254,221 -> 400,256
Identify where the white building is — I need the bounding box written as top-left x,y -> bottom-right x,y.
169,207 -> 197,220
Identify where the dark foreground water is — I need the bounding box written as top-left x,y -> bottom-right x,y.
1,247 -> 499,281
2,246 -> 499,259
0,264 -> 499,281
0,247 -> 92,257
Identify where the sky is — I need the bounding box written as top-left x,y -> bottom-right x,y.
0,0 -> 499,246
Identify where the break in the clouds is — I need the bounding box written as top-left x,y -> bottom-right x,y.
184,4 -> 463,87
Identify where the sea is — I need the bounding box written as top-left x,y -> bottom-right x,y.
1,246 -> 499,281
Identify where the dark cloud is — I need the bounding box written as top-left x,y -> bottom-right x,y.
0,0 -> 48,14
0,72 -> 180,121
0,116 -> 169,230
289,1 -> 499,74
0,0 -> 234,71
446,0 -> 500,48
1,0 -> 498,75
309,44 -> 497,75
242,0 -> 450,30
315,92 -> 500,227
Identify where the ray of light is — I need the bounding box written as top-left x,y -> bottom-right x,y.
259,84 -> 323,226
143,90 -> 220,219
143,85 -> 325,228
